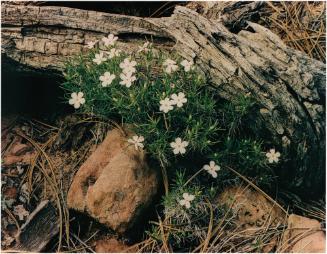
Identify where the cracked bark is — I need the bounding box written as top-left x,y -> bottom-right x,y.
1,3 -> 325,196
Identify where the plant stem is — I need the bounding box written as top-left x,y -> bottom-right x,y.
183,168 -> 204,187
163,113 -> 169,131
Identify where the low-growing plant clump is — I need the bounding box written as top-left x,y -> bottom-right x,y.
62,34 -> 283,251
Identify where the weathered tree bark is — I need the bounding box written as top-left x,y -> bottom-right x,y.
1,3 -> 325,196
11,200 -> 59,252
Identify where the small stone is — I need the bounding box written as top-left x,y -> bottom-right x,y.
217,185 -> 285,252
217,186 -> 285,232
95,238 -> 136,253
280,214 -> 326,253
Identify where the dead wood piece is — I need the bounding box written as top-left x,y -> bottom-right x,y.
12,200 -> 59,252
1,3 -> 325,196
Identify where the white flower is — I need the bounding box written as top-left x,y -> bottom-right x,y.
127,135 -> 144,150
92,52 -> 106,65
69,92 -> 85,109
99,72 -> 116,87
86,40 -> 97,49
203,161 -> 221,178
119,72 -> 136,88
179,192 -> 195,209
102,33 -> 118,46
108,48 -> 121,59
13,205 -> 29,221
137,41 -> 152,53
181,59 -> 194,72
163,59 -> 178,74
170,137 -> 189,155
120,58 -> 137,74
170,92 -> 187,108
159,98 -> 173,113
266,149 -> 281,163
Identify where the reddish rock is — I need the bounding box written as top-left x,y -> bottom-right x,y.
217,185 -> 286,252
67,128 -> 158,234
280,214 -> 326,253
95,238 -> 136,253
218,186 -> 285,231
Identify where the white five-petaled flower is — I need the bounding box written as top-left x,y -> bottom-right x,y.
108,48 -> 121,59
102,33 -> 118,46
99,72 -> 116,87
203,161 -> 221,178
170,92 -> 187,108
159,98 -> 173,113
119,72 -> 136,88
86,40 -> 97,49
163,59 -> 178,74
92,52 -> 106,65
179,192 -> 195,209
69,92 -> 86,109
13,205 -> 29,221
137,41 -> 152,53
266,149 -> 281,163
181,59 -> 194,72
170,137 -> 189,155
120,58 -> 137,73
127,135 -> 144,150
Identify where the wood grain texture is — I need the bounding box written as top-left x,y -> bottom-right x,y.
12,200 -> 59,252
1,3 -> 325,195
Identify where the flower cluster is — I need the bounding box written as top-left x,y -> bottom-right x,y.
159,92 -> 187,113
179,192 -> 195,209
119,58 -> 137,88
163,58 -> 194,74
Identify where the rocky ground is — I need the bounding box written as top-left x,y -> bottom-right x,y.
1,1 -> 326,253
1,114 -> 325,252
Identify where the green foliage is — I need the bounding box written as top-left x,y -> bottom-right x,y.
62,38 -> 280,251
146,170 -> 226,251
63,43 -> 218,166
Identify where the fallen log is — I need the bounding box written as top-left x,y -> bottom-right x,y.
11,200 -> 59,252
1,3 -> 325,196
